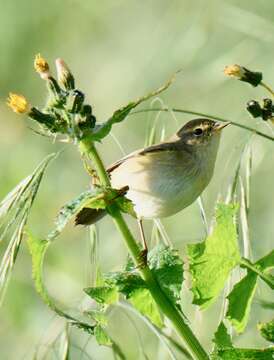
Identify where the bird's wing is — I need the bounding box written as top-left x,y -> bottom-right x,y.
107,142 -> 180,173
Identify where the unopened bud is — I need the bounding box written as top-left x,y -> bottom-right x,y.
7,93 -> 30,114
29,107 -> 56,128
246,100 -> 262,118
262,98 -> 273,121
69,90 -> 85,113
79,104 -> 96,129
55,58 -> 75,90
34,54 -> 50,80
224,64 -> 262,87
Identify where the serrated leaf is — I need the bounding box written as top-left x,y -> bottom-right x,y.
88,73 -> 176,141
84,285 -> 119,305
48,188 -> 104,240
116,196 -> 136,217
27,233 -> 95,334
107,271 -> 146,297
187,203 -> 240,308
149,245 -> 183,306
258,319 -> 274,343
226,249 -> 274,333
212,348 -> 274,360
212,322 -> 274,359
226,272 -> 257,333
105,271 -> 164,326
94,325 -> 113,346
90,245 -> 183,328
129,288 -> 163,328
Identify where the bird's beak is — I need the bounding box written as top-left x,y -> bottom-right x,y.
213,121 -> 231,132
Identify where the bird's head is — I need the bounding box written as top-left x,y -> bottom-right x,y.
176,118 -> 230,147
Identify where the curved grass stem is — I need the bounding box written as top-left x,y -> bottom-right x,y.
131,108 -> 274,142
79,138 -> 209,360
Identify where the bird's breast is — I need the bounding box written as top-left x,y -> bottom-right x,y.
111,151 -> 214,219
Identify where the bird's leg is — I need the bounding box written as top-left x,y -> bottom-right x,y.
137,219 -> 148,267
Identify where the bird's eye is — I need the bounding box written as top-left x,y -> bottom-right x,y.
193,128 -> 203,136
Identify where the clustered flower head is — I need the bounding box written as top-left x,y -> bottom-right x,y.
34,54 -> 50,80
246,98 -> 274,122
7,93 -> 30,114
224,63 -> 274,123
7,54 -> 97,138
224,64 -> 262,87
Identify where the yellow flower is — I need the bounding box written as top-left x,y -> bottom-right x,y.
224,64 -> 245,79
34,54 -> 50,79
224,64 -> 262,87
7,93 -> 30,114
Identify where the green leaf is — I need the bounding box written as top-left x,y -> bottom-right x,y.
212,348 -> 274,360
94,325 -> 113,346
187,203 -> 240,308
212,322 -> 274,359
129,288 -> 163,328
88,73 -> 176,141
107,271 -> 146,297
48,188 -> 104,240
256,250 -> 274,270
116,196 -> 136,217
226,249 -> 274,333
105,271 -> 163,327
258,319 -> 274,343
87,245 -> 183,328
149,245 -> 183,306
226,272 -> 257,333
27,233 -> 95,334
213,322 -> 233,350
84,285 -> 119,305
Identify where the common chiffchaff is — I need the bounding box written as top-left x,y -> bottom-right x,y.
76,118 -> 230,225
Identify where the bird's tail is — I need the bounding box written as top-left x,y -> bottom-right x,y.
75,207 -> 106,226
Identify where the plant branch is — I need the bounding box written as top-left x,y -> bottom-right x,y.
130,108 -> 274,142
79,137 -> 209,360
260,82 -> 274,97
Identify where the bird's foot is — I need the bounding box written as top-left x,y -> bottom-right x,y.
137,248 -> 148,269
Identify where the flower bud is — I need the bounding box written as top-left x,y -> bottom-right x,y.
69,90 -> 85,113
262,98 -> 273,121
29,107 -> 56,128
246,100 -> 262,118
34,54 -> 50,80
224,64 -> 262,87
55,58 -> 75,90
79,104 -> 96,129
7,93 -> 30,114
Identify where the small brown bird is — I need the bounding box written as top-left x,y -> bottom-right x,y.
76,118 -> 230,233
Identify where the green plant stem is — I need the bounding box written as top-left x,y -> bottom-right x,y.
131,108 -> 274,142
260,82 -> 274,97
240,258 -> 274,289
79,138 -> 209,360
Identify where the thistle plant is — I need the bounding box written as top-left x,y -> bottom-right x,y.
2,56 -> 274,359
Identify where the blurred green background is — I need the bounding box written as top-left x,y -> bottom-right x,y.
0,0 -> 273,359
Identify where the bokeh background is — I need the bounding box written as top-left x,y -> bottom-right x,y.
0,0 -> 273,359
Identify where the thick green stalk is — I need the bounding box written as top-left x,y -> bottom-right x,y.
79,138 -> 209,360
